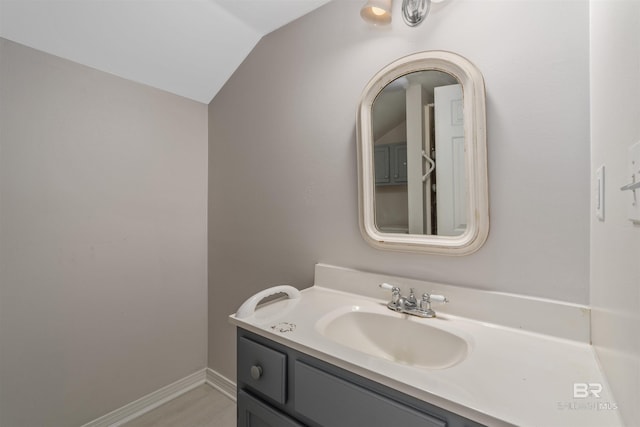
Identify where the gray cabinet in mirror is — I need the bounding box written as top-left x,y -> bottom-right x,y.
357,51 -> 489,255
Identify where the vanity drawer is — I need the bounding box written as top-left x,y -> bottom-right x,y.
238,337 -> 287,404
238,390 -> 303,427
294,361 -> 447,427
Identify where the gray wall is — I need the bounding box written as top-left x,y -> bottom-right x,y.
208,0 -> 590,380
589,2 -> 640,425
0,39 -> 208,426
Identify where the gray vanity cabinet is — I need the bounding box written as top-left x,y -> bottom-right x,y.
374,142 -> 407,185
236,328 -> 486,427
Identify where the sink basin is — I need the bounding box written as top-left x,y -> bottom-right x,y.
316,308 -> 469,369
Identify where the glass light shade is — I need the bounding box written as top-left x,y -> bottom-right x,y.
360,0 -> 392,25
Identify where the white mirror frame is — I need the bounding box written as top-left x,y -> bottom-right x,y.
357,51 -> 489,255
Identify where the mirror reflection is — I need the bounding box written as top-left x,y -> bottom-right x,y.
372,70 -> 466,236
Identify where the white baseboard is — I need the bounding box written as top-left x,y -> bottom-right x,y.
205,368 -> 237,402
82,368 -> 236,427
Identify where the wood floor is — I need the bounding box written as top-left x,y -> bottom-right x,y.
122,384 -> 236,427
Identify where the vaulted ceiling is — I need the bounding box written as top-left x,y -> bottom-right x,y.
0,0 -> 331,103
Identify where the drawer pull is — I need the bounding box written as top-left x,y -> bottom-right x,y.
251,365 -> 263,380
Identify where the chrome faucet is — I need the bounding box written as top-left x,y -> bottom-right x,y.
379,283 -> 448,318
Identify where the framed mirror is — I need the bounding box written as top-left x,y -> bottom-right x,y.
356,51 -> 488,255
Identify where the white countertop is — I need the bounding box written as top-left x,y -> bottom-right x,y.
230,285 -> 622,427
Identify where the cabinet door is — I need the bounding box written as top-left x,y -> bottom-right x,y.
374,145 -> 391,184
294,361 -> 446,427
238,391 -> 304,427
392,143 -> 407,183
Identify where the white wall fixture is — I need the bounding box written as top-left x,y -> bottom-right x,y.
620,141 -> 640,223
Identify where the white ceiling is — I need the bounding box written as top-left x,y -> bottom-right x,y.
0,0 -> 331,104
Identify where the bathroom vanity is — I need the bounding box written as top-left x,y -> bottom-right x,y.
237,328 -> 484,427
230,264 -> 622,427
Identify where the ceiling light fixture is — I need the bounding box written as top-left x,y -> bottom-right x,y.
360,0 -> 392,25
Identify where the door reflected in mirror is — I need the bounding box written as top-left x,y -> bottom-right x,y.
373,70 -> 466,236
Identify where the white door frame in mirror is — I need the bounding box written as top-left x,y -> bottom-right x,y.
357,51 -> 488,255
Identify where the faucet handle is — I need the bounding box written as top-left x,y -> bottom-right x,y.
426,293 -> 448,303
379,283 -> 399,292
380,283 -> 400,297
380,283 -> 401,309
420,293 -> 428,308
420,292 -> 448,308
418,292 -> 448,318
